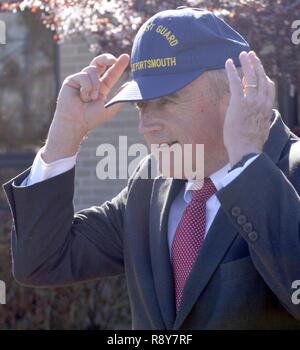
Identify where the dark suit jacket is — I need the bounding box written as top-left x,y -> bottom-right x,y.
3,110 -> 300,330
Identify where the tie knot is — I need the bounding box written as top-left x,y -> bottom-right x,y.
190,178 -> 217,203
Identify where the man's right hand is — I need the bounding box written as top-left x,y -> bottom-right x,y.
42,53 -> 130,163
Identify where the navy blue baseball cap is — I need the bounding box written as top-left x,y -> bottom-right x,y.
105,7 -> 250,107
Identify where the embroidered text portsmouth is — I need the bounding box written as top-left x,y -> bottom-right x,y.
132,57 -> 177,72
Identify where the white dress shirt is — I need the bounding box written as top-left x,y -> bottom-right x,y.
20,147 -> 258,259
168,162 -> 244,257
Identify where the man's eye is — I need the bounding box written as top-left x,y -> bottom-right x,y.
133,98 -> 170,109
134,101 -> 144,109
158,98 -> 169,106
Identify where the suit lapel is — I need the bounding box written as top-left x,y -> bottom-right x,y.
149,177 -> 185,329
173,207 -> 238,329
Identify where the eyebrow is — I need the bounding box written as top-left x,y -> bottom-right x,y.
131,92 -> 180,106
155,92 -> 180,102
165,92 -> 179,99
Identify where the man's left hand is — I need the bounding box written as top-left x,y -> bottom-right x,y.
224,51 -> 276,166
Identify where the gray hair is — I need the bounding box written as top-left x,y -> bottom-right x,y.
206,67 -> 243,100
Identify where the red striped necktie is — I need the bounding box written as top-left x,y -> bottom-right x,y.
171,177 -> 217,311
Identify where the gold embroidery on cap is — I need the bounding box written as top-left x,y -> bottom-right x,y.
140,22 -> 179,47
156,25 -> 179,46
131,57 -> 177,72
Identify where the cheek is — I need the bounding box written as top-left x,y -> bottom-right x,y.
164,102 -> 219,141
181,109 -> 206,137
171,121 -> 193,140
168,106 -> 196,130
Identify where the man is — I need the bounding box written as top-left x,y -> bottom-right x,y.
3,7 -> 300,329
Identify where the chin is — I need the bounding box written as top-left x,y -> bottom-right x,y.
151,143 -> 204,180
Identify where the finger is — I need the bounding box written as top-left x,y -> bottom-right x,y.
225,58 -> 244,99
81,66 -> 100,100
99,54 -> 130,96
239,51 -> 257,99
89,53 -> 118,76
267,76 -> 276,105
248,51 -> 268,100
68,72 -> 93,102
264,77 -> 276,116
114,81 -> 131,95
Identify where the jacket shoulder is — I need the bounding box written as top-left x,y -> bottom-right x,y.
278,138 -> 300,194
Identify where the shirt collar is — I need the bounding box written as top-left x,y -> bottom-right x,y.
184,163 -> 231,203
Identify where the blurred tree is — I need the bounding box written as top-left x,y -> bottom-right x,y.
0,9 -> 56,150
1,0 -> 299,86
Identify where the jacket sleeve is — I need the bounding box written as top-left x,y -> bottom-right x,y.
217,151 -> 300,320
2,166 -> 127,287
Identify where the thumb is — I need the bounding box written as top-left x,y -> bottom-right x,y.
102,101 -> 125,121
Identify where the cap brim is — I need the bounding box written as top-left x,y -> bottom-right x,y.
104,69 -> 206,108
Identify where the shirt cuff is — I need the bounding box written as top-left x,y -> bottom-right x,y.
20,146 -> 77,187
221,154 -> 260,188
